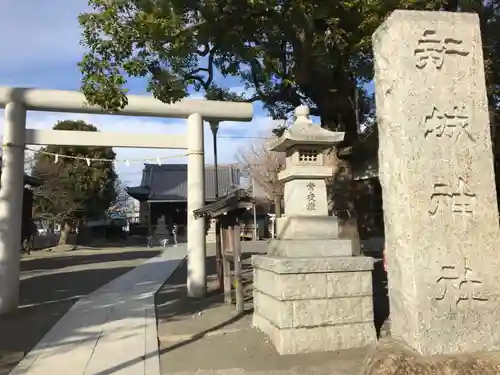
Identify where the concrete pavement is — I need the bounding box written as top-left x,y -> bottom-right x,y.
9,245 -> 186,375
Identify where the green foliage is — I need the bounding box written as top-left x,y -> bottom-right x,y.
78,0 -> 500,142
77,0 -> 500,229
79,1 -> 429,127
477,1 -> 500,114
32,120 -> 118,223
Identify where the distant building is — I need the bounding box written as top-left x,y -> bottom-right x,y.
124,197 -> 141,223
0,158 -> 43,243
111,188 -> 141,223
126,164 -> 241,228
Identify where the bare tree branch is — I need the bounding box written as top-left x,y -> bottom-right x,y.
236,138 -> 285,200
186,46 -> 216,90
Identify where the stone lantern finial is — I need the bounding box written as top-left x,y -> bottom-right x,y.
295,105 -> 310,120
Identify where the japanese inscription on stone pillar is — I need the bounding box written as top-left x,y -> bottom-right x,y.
416,32 -> 476,231
423,105 -> 475,143
374,11 -> 500,355
428,177 -> 476,230
435,256 -> 488,311
414,29 -> 470,70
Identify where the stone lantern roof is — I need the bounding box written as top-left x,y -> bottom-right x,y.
269,106 -> 345,183
269,106 -> 345,152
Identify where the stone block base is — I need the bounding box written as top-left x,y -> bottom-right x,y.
206,230 -> 216,243
268,238 -> 354,257
276,216 -> 339,240
252,255 -> 377,354
253,313 -> 375,355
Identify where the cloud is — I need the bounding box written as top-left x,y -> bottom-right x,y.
0,0 -> 88,70
0,0 -> 282,187
0,108 -> 276,185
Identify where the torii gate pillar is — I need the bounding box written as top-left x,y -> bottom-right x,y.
0,102 -> 26,314
0,86 -> 253,314
187,113 -> 206,297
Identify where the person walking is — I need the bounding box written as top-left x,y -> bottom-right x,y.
172,223 -> 178,247
147,225 -> 154,248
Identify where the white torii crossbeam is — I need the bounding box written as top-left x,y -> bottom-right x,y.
0,86 -> 253,315
25,129 -> 187,149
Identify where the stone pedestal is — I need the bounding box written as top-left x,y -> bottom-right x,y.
253,256 -> 376,354
154,215 -> 169,239
252,106 -> 376,354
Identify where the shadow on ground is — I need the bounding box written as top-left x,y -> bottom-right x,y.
157,243 -> 390,375
21,250 -> 160,271
156,254 -> 254,322
0,247 -> 162,375
371,257 -> 389,337
156,253 -> 257,370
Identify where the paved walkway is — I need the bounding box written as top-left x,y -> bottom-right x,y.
157,242 -> 373,375
9,245 -> 186,375
0,247 -> 164,374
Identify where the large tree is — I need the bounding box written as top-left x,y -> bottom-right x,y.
32,120 -> 118,244
78,0 -> 500,124
78,0 -> 499,223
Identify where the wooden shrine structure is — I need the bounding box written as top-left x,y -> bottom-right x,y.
193,188 -> 254,313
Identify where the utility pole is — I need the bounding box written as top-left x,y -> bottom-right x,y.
252,177 -> 258,241
209,121 -> 223,289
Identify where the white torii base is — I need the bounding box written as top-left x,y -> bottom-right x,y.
0,86 -> 253,314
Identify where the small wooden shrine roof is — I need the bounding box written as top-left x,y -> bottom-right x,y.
193,188 -> 254,219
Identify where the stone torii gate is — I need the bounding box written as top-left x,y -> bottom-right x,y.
0,86 -> 253,315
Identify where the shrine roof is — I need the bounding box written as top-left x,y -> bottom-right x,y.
193,188 -> 254,218
126,164 -> 241,202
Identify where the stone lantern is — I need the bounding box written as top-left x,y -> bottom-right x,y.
252,106 -> 376,355
267,105 -> 354,256
272,105 -> 341,216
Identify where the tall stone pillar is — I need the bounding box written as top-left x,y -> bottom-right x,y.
374,10 -> 500,355
252,106 -> 376,354
187,113 -> 206,297
0,101 -> 26,315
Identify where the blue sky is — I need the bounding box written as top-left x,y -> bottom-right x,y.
0,0 -> 280,186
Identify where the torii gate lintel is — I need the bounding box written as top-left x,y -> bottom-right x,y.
0,87 -> 253,315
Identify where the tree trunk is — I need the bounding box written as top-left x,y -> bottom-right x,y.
330,152 -> 361,246
58,221 -> 72,245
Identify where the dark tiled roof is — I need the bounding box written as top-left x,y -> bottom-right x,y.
193,188 -> 253,218
131,164 -> 241,202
